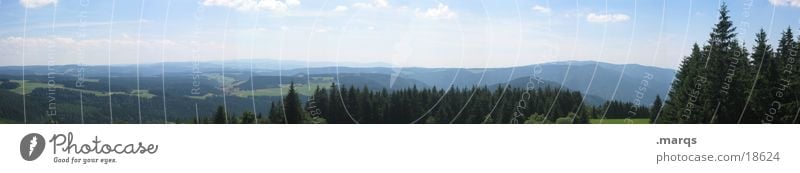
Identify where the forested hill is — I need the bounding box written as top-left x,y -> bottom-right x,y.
0,60 -> 676,105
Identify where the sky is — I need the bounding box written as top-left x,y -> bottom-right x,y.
0,0 -> 799,69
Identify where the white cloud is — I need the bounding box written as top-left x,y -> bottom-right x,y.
415,3 -> 457,20
769,0 -> 800,7
586,13 -> 630,23
20,0 -> 58,9
201,0 -> 300,12
286,0 -> 300,6
531,5 -> 551,14
352,0 -> 388,9
333,5 -> 348,12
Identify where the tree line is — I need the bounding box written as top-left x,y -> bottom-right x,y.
658,3 -> 799,124
196,81 -> 665,124
201,4 -> 800,125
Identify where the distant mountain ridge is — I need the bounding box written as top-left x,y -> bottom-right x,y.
269,61 -> 675,105
0,60 -> 676,105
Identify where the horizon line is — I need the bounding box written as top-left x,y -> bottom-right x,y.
0,58 -> 678,70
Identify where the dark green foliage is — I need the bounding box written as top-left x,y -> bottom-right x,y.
650,95 -> 663,123
241,111 -> 256,124
229,113 -> 240,124
283,82 -> 304,124
324,83 -> 348,124
0,81 -> 19,89
768,27 -> 798,123
701,3 -> 751,124
660,44 -> 705,124
213,106 -> 227,124
0,73 -> 282,124
262,82 -> 596,124
661,3 -> 754,124
661,3 -> 800,124
793,34 -> 800,124
747,29 -> 780,123
268,102 -> 285,124
4,3 -> 797,124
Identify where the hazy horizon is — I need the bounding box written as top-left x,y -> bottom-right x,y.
2,0 -> 800,69
0,58 -> 680,70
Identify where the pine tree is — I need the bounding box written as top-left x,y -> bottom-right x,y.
283,82 -> 304,124
722,40 -> 751,123
650,95 -> 663,123
230,113 -> 240,124
794,33 -> 800,124
660,44 -> 704,123
747,29 -> 778,123
241,111 -> 256,124
325,83 -> 346,123
257,113 -> 266,124
773,27 -> 796,123
662,3 -> 752,124
310,86 -> 328,120
701,3 -> 751,124
346,86 -> 359,121
268,102 -> 285,124
213,106 -> 227,124
206,77 -> 663,124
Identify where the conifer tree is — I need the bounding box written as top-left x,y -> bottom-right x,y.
268,102 -> 285,124
662,3 -> 752,124
241,111 -> 256,124
746,29 -> 778,123
701,3 -> 751,123
283,82 -> 304,124
325,83 -> 347,123
660,44 -> 704,123
794,34 -> 800,123
213,105 -> 227,124
650,95 -> 663,123
773,27 -> 796,123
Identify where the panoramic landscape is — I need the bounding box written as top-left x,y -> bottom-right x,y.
0,0 -> 798,124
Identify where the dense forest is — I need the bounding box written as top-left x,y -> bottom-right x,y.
199,82 -> 657,124
1,4 -> 797,124
0,75 -> 282,124
221,3 -> 799,124
656,3 -> 799,124
0,76 -> 657,124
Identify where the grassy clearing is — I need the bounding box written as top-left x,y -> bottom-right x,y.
6,80 -> 153,98
232,76 -> 334,97
233,82 -> 327,97
590,118 -> 650,124
130,90 -> 156,99
204,73 -> 236,87
10,80 -> 53,95
0,117 -> 14,124
187,93 -> 214,100
81,78 -> 101,82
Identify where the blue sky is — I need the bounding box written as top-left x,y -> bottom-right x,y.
0,0 -> 799,69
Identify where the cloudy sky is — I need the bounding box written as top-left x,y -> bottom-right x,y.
0,0 -> 799,69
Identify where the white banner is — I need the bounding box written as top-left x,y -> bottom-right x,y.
1,125 -> 797,172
